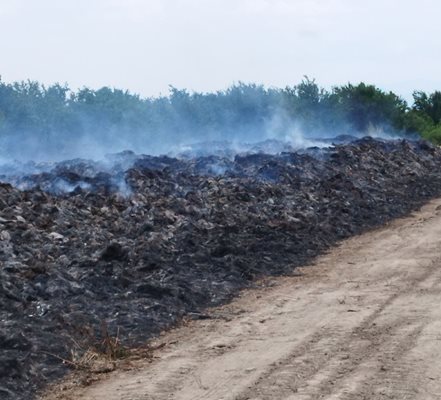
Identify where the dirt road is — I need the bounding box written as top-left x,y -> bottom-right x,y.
43,199 -> 441,400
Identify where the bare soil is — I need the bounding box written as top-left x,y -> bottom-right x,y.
42,198 -> 441,400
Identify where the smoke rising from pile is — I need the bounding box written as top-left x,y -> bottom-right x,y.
0,81 -> 412,194
0,107 -> 402,165
0,81 -> 411,164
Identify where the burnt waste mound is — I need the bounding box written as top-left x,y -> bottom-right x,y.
2,137 -> 441,398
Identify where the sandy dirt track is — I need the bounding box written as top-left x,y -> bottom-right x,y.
43,198 -> 441,400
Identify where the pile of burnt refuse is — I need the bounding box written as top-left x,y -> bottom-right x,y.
2,137 -> 441,399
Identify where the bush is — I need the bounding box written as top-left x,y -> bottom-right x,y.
400,110 -> 434,135
422,125 -> 441,145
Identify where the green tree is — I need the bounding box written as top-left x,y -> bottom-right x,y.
329,83 -> 407,132
413,91 -> 441,124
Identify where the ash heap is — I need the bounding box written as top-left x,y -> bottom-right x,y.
2,137 -> 441,399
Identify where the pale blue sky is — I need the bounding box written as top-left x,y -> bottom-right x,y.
0,0 -> 440,101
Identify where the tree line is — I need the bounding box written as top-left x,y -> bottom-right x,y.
0,77 -> 440,156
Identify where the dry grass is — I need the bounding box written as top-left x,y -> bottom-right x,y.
44,321 -> 133,374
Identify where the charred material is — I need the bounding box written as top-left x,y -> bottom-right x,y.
1,138 -> 441,399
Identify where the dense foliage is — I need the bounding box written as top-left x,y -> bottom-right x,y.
0,77 -> 440,160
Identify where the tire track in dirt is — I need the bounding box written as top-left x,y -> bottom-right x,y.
237,261 -> 439,400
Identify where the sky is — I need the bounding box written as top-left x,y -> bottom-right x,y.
0,0 -> 440,102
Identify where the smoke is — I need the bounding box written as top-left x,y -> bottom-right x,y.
0,82 -> 411,196
0,79 -> 412,164
0,107 -> 405,189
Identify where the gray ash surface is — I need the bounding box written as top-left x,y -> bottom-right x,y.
1,137 -> 441,399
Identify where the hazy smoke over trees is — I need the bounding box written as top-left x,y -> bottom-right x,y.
0,77 -> 440,163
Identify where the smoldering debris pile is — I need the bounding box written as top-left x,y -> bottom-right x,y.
1,137 -> 441,399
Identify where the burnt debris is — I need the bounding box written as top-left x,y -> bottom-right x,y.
1,137 -> 441,399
